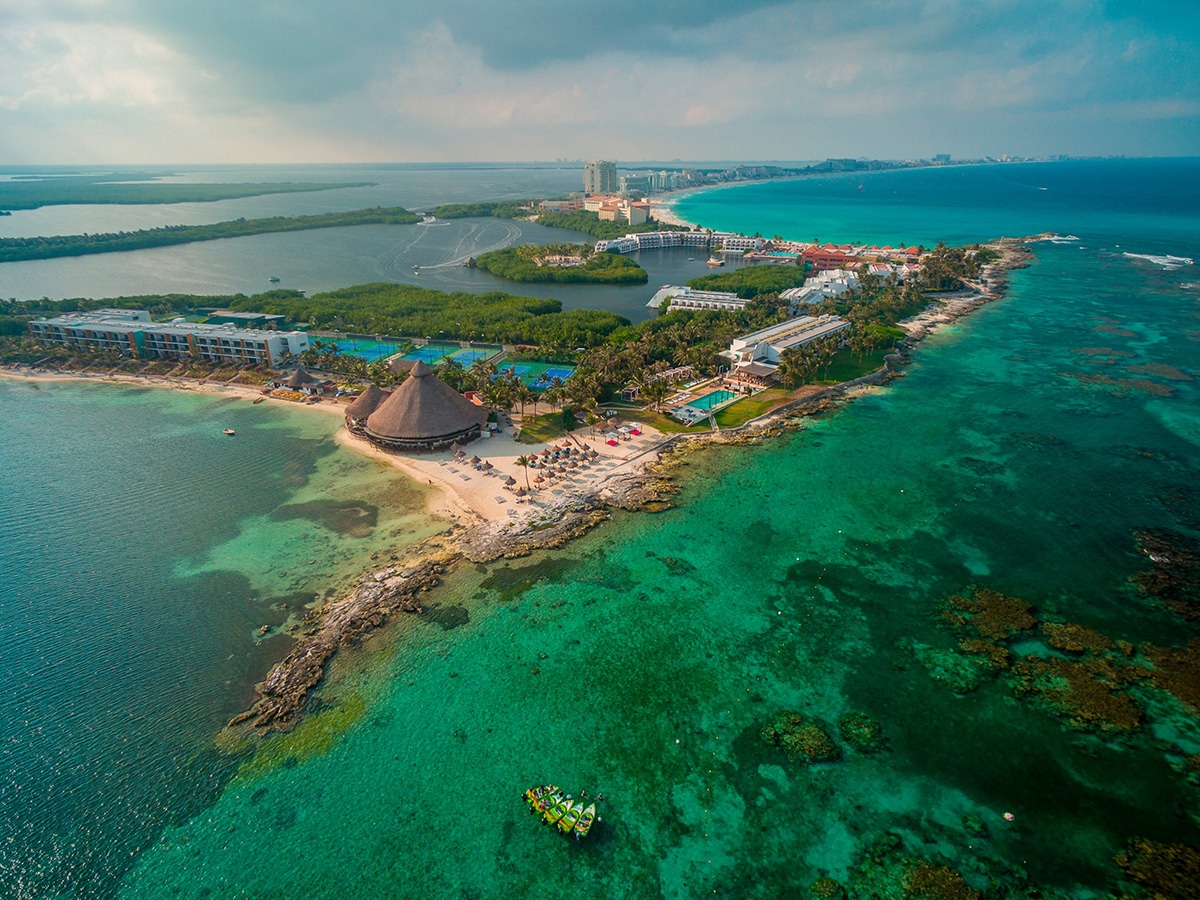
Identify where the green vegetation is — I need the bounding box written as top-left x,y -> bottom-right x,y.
515,412 -> 570,444
226,282 -> 629,352
0,172 -> 369,211
474,244 -> 648,284
431,200 -> 674,242
687,265 -> 809,298
534,210 -> 668,241
430,201 -> 532,219
0,207 -> 420,263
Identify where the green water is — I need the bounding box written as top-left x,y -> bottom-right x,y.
118,234 -> 1200,896
0,380 -> 443,899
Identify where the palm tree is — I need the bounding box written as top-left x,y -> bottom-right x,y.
642,379 -> 673,412
515,454 -> 532,491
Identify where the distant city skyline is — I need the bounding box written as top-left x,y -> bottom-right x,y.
1,1 -> 1197,164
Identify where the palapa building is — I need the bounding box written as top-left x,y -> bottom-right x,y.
344,384 -> 391,433
363,361 -> 489,451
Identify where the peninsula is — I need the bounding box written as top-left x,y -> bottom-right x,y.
0,171 -> 372,211
0,227 -> 1033,736
0,207 -> 420,263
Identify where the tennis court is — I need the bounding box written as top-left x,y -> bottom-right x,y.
333,339 -> 400,362
497,361 -> 576,389
400,342 -> 501,366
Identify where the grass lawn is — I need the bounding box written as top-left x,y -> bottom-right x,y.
712,388 -> 794,427
819,348 -> 889,384
516,412 -> 571,444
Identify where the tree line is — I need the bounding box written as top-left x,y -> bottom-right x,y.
0,207 -> 420,263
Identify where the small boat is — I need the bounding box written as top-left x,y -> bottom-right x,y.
223,428 -> 236,436
524,784 -> 556,805
706,256 -> 725,267
574,803 -> 597,839
253,397 -> 264,404
268,276 -> 280,283
557,801 -> 585,834
533,789 -> 563,814
687,257 -> 696,261
543,797 -> 573,825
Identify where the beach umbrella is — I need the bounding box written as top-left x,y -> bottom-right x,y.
482,461 -> 493,471
551,444 -> 562,452
534,475 -> 545,484
540,448 -> 551,457
568,460 -> 578,469
470,455 -> 481,464
504,475 -> 516,485
516,487 -> 526,496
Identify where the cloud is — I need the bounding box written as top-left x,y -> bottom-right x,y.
0,0 -> 1197,162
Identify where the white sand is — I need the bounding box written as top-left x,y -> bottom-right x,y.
338,416 -> 669,526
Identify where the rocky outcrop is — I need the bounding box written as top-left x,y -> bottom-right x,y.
229,559 -> 447,733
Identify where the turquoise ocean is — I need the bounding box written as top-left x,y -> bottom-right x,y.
2,159 -> 1199,898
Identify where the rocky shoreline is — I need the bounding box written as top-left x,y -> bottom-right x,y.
224,237 -> 1033,738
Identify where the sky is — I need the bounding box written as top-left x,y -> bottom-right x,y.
1,0 -> 1198,164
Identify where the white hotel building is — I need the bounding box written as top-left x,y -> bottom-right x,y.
29,310 -> 309,366
723,315 -> 851,378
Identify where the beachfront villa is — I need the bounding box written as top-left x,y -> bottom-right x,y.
646,285 -> 747,312
28,310 -> 308,367
363,360 -> 489,452
724,315 -> 851,379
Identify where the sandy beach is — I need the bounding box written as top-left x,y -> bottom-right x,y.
338,415 -> 670,528
0,364 -> 670,533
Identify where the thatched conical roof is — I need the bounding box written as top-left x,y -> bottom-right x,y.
365,360 -> 487,446
286,366 -> 317,388
344,384 -> 390,419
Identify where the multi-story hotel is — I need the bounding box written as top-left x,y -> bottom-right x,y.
583,160 -> 618,194
29,310 -> 309,366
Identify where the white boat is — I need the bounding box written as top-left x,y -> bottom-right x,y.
706,256 -> 725,267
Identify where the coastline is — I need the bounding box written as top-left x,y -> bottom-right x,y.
1,236 -> 1032,740
220,236 -> 1033,736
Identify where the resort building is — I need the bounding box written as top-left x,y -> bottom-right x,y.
723,315 -> 851,378
364,360 -> 490,451
596,230 -> 746,254
29,310 -> 308,366
583,160 -> 618,194
780,268 -> 861,308
646,285 -> 747,312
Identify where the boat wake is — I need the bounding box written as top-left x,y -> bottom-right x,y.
1033,234 -> 1080,244
1123,251 -> 1194,268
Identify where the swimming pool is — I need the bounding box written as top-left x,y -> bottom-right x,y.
689,389 -> 737,411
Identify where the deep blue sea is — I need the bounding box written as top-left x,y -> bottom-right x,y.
2,160 -> 1199,899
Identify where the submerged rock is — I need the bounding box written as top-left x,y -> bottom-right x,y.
759,711 -> 841,764
837,712 -> 887,754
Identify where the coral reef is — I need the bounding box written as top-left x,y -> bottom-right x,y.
1042,621 -> 1113,654
1009,655 -> 1145,732
904,639 -> 995,694
1143,639 -> 1200,714
904,863 -> 982,900
808,876 -> 845,900
958,638 -> 1012,670
837,712 -> 888,753
1114,838 -> 1200,900
945,587 -> 1036,641
759,712 -> 842,764
1133,530 -> 1200,623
